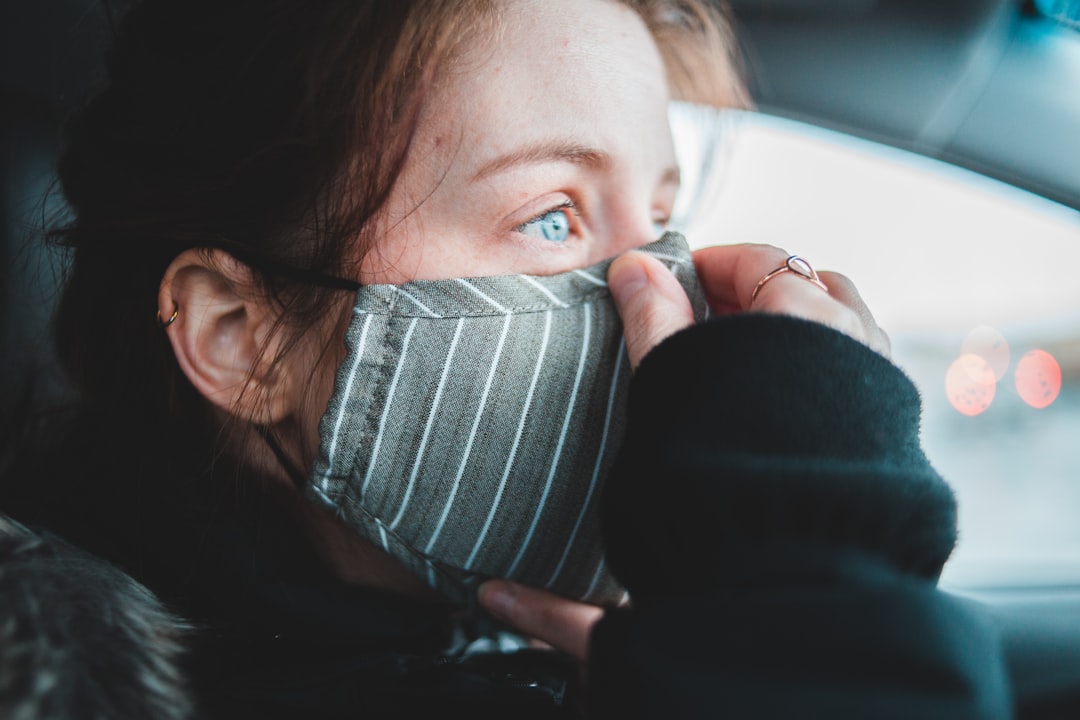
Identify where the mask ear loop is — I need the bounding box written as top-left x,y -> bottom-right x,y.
206,239 -> 364,293
256,425 -> 310,492
199,243 -> 361,491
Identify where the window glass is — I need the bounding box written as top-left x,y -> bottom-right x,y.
672,106 -> 1080,590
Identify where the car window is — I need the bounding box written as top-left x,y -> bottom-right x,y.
671,104 -> 1080,591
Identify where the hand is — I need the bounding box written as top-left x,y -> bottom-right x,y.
606,249 -> 697,369
607,242 -> 890,367
477,245 -> 889,666
692,243 -> 891,357
478,579 -> 603,665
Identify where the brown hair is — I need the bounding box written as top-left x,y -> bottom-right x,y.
630,0 -> 750,109
25,0 -> 744,578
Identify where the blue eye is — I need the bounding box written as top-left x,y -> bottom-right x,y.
518,204 -> 573,243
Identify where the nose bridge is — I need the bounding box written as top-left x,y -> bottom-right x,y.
586,136 -> 677,265
590,206 -> 658,265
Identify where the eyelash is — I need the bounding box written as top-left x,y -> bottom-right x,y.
513,201 -> 671,241
516,200 -> 580,235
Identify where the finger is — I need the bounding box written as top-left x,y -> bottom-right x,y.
819,271 -> 892,358
750,267 -> 880,352
691,243 -> 790,312
818,271 -> 874,330
478,580 -> 603,663
693,244 -> 890,355
607,252 -> 695,370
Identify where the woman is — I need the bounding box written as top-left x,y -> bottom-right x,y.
0,0 -> 1010,717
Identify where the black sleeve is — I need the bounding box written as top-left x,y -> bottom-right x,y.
587,314 -> 1013,720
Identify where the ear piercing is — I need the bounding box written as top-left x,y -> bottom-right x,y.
157,302 -> 179,328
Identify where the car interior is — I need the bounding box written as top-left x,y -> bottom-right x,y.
721,2 -> 1080,716
2,0 -> 1079,717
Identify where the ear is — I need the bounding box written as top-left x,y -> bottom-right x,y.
157,249 -> 295,424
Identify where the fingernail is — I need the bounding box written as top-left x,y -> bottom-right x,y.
608,255 -> 648,306
478,580 -> 515,617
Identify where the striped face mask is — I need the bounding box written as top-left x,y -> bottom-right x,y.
306,232 -> 707,606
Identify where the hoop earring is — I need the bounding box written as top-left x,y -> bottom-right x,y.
157,302 -> 179,328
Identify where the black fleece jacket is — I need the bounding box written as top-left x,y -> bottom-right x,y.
588,313 -> 1010,719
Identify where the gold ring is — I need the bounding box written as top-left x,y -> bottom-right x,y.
750,255 -> 829,304
157,303 -> 179,328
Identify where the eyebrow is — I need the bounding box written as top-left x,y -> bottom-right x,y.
470,140 -> 612,182
471,140 -> 682,190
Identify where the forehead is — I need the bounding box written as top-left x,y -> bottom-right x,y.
478,0 -> 667,87
418,0 -> 671,167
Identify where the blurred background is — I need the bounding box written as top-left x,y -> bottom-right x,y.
673,107 -> 1080,591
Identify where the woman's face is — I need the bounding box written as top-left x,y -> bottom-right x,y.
359,0 -> 679,284
287,0 -> 681,591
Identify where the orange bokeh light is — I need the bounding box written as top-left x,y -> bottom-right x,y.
945,353 -> 996,416
1014,349 -> 1062,409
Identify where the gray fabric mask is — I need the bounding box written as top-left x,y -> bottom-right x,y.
306,232 -> 707,606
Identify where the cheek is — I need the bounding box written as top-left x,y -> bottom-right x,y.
358,217 -> 426,285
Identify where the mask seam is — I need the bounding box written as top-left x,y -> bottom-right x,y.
317,311 -> 394,495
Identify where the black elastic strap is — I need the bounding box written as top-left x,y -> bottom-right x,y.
256,425 -> 310,491
210,240 -> 363,293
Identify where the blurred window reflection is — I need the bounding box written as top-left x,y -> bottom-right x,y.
672,106 -> 1080,591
